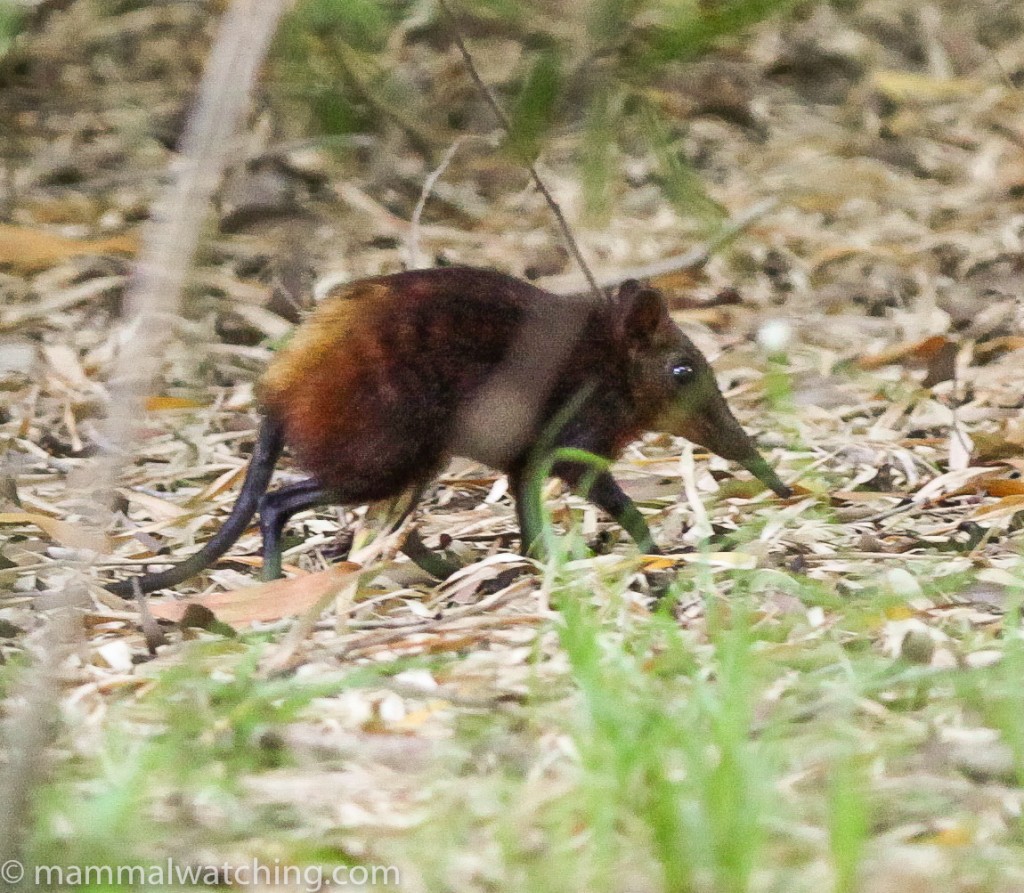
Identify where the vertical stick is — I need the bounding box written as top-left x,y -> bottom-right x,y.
437,0 -> 606,306
103,0 -> 289,472
0,0 -> 288,874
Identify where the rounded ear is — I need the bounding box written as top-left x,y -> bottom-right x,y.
616,280 -> 667,344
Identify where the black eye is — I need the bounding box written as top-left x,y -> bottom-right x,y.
672,363 -> 695,383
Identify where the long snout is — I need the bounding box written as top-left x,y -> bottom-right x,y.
735,450 -> 791,498
669,392 -> 791,498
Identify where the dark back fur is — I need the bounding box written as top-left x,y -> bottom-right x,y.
259,267 -> 636,499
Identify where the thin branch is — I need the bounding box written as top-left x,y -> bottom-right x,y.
406,136 -> 470,268
541,197 -> 779,297
437,0 -> 606,305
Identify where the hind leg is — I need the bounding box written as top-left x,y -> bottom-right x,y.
377,474 -> 467,579
259,478 -> 335,580
387,476 -> 433,531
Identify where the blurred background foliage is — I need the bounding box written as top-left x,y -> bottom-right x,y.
0,1 -> 24,66
270,0 -> 796,227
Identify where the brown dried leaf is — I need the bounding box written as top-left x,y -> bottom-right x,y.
982,478 -> 1024,498
0,224 -> 137,274
870,70 -> 983,102
0,511 -> 111,552
144,396 -> 206,412
118,490 -> 189,520
974,336 -> 1024,362
857,335 -> 953,371
967,495 -> 1024,523
148,563 -> 361,626
921,340 -> 958,388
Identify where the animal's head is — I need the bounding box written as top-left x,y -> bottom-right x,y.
615,280 -> 791,497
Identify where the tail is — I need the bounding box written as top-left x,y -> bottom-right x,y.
106,415 -> 285,599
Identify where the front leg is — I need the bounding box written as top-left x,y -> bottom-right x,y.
553,465 -> 659,554
509,466 -> 547,557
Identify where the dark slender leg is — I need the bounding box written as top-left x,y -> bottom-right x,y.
388,478 -> 431,532
388,477 -> 462,579
258,478 -> 334,580
554,466 -> 659,554
509,466 -> 545,557
401,528 -> 462,578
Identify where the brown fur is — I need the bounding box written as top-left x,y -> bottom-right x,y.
259,267 -> 639,498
